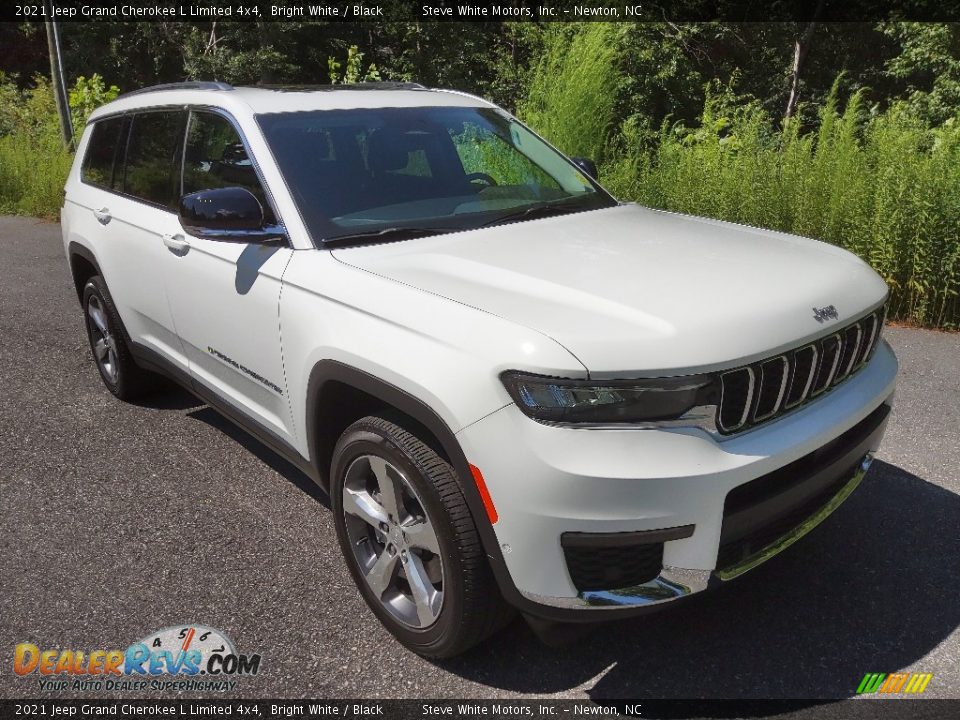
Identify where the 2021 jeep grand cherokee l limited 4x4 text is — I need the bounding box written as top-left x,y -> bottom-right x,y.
62,81 -> 897,657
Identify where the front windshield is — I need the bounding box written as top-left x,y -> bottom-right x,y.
256,106 -> 616,244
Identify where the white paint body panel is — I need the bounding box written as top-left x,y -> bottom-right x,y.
62,130 -> 188,372
279,250 -> 581,457
162,230 -> 295,440
457,342 -> 897,598
64,86 -> 898,607
333,203 -> 890,375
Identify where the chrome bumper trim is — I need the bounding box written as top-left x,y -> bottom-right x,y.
519,566 -> 712,610
519,452 -> 874,611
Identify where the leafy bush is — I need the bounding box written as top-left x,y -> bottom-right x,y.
68,74 -> 119,136
0,73 -> 117,219
328,46 -> 381,85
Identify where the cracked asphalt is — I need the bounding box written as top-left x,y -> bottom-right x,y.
1,215 -> 958,709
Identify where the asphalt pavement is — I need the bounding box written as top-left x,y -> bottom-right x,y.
1,215 -> 958,706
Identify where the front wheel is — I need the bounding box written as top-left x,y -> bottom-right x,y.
330,416 -> 512,657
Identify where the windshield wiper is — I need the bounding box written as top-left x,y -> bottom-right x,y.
480,197 -> 592,228
323,226 -> 457,247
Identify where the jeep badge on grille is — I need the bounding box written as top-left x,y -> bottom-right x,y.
813,305 -> 840,323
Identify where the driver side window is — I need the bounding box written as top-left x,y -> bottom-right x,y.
182,111 -> 275,223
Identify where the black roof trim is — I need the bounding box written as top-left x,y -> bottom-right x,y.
249,82 -> 428,93
118,81 -> 234,99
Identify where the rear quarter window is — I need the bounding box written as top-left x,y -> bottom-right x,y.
81,117 -> 125,188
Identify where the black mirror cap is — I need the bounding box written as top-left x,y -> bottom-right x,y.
570,157 -> 598,180
178,187 -> 285,243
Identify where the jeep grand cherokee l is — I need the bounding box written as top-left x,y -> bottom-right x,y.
61,81 -> 897,657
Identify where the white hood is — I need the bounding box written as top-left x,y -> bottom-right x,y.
331,204 -> 888,375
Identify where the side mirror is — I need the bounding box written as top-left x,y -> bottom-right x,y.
178,187 -> 285,243
570,157 -> 598,180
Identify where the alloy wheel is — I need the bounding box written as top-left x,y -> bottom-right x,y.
86,294 -> 119,384
342,454 -> 444,628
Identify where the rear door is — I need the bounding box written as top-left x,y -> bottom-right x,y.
160,109 -> 295,443
66,113 -> 185,368
85,109 -> 190,371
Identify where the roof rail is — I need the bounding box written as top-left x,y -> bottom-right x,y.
118,81 -> 234,99
251,82 -> 428,92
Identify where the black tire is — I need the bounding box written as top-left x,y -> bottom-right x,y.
331,416 -> 513,657
82,276 -> 159,401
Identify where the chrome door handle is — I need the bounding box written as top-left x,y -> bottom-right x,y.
93,207 -> 111,225
162,233 -> 190,254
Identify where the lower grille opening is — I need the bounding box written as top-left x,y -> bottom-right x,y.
562,541 -> 663,592
716,469 -> 852,570
716,403 -> 889,573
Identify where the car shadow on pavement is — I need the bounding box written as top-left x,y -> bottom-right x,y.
185,404 -> 332,509
129,381 -> 204,411
435,460 -> 960,703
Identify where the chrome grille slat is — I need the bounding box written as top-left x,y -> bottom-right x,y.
813,333 -> 843,394
719,367 -> 755,433
753,356 -> 789,422
783,344 -> 817,409
854,312 -> 879,369
833,324 -> 862,384
715,305 -> 886,435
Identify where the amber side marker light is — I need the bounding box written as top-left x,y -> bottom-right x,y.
469,464 -> 498,524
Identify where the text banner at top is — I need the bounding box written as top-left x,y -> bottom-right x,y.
8,0 -> 960,23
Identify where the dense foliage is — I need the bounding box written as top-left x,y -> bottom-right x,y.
1,21 -> 958,327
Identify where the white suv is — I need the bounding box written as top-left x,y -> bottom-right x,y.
62,81 -> 898,657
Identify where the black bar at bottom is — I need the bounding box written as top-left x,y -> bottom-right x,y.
1,698 -> 956,720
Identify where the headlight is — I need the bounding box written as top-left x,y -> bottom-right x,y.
500,371 -> 719,429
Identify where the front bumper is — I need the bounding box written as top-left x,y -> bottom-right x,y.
456,340 -> 898,617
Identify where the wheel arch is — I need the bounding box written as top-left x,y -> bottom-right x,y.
304,360 -> 518,604
68,242 -> 102,304
305,361 -> 461,491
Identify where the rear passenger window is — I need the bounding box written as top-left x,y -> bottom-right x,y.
123,111 -> 186,208
183,111 -> 275,223
81,117 -> 124,188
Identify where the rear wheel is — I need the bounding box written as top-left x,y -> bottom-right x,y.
331,416 -> 512,657
82,276 -> 160,401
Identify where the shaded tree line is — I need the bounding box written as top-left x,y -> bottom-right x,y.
1,20 -> 957,128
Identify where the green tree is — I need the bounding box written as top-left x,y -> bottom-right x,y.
328,45 -> 381,84
68,74 -> 120,135
883,22 -> 960,126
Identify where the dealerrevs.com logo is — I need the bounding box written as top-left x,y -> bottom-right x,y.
14,625 -> 261,693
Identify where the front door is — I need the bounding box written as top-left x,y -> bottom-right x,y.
161,109 -> 295,443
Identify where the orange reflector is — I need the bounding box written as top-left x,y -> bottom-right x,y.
469,464 -> 498,525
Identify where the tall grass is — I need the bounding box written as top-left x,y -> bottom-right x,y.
602,83 -> 960,328
519,25 -> 960,327
518,23 -> 620,162
0,135 -> 72,218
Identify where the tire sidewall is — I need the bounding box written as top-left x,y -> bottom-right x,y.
331,423 -> 468,654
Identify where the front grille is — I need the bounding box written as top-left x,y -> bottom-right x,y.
562,542 -> 663,592
716,304 -> 886,434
